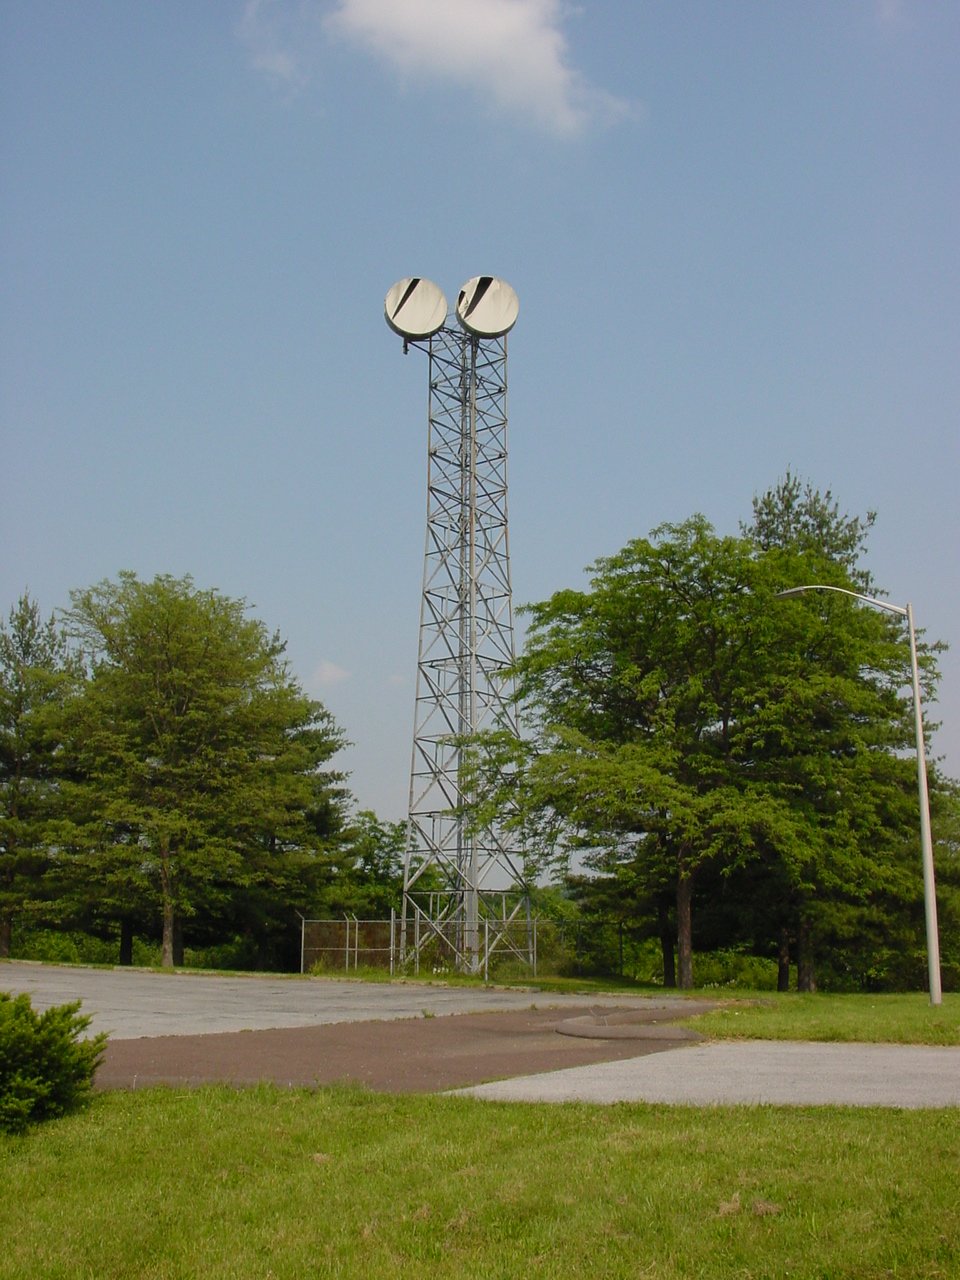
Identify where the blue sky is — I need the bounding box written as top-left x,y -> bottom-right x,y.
2,0 -> 958,821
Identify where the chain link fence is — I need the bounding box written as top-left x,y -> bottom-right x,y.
299,912 -> 538,978
300,914 -> 399,975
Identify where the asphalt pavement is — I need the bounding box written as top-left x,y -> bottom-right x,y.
1,959 -> 612,1039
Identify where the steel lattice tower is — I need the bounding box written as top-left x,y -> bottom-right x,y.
384,276 -> 531,975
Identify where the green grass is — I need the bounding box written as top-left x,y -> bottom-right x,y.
2,976 -> 958,1276
685,991 -> 960,1045
1,1086 -> 958,1280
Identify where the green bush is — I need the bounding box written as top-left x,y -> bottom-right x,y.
0,992 -> 108,1135
11,926 -> 120,966
692,948 -> 780,991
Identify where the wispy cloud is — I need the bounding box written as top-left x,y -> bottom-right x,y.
874,0 -> 912,33
310,658 -> 351,688
239,0 -> 635,137
237,0 -> 311,89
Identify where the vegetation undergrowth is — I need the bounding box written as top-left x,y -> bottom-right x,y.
1,1084 -> 957,1280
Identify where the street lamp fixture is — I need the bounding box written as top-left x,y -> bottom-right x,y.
776,584 -> 942,1006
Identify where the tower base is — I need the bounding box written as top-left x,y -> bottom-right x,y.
400,890 -> 535,979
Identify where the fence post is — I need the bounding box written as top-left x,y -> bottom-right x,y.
390,907 -> 395,976
299,913 -> 305,975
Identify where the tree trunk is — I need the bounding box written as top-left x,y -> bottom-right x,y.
797,917 -> 817,992
173,917 -> 184,967
777,927 -> 791,993
0,913 -> 11,959
119,919 -> 134,966
676,870 -> 694,990
160,848 -> 175,968
658,899 -> 676,988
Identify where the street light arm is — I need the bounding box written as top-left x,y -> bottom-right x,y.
774,584 -> 907,618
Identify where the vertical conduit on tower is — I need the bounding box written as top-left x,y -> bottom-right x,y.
383,276 -> 532,976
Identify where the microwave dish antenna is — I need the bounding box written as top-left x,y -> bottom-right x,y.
456,275 -> 519,338
384,277 -> 448,340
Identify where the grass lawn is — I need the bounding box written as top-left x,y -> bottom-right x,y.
684,991 -> 960,1045
2,1085 -> 958,1280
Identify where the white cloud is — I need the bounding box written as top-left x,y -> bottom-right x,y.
326,0 -> 634,136
240,0 -> 635,136
310,658 -> 352,687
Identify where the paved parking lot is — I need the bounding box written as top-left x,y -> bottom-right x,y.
5,961 -> 958,1107
1,960 -> 618,1039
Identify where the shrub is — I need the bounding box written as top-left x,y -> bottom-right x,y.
0,992 -> 107,1135
692,948 -> 779,991
11,926 -> 120,966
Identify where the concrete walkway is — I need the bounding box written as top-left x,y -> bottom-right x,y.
457,1038 -> 960,1108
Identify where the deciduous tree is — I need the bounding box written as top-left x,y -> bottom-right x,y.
477,496 -> 940,990
60,573 -> 345,967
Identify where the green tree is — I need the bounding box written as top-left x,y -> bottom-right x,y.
479,506 -> 937,990
744,469 -> 876,589
209,782 -> 354,971
326,810 -> 407,917
0,595 -> 78,957
741,475 -> 943,989
495,518 -> 805,987
59,573 -> 345,967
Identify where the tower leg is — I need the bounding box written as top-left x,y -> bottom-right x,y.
401,324 -> 530,974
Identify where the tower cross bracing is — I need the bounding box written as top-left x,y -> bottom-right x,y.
392,299 -> 531,976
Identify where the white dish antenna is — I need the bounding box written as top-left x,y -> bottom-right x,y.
384,277 -> 448,340
456,276 -> 519,338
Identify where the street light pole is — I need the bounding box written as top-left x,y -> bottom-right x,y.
904,601 -> 942,1006
776,584 -> 942,1006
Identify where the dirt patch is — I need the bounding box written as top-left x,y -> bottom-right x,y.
96,1004 -> 705,1094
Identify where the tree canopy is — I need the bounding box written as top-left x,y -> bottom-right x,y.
0,575 -> 367,968
471,480 -> 945,990
743,468 -> 877,589
55,573 -> 347,966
